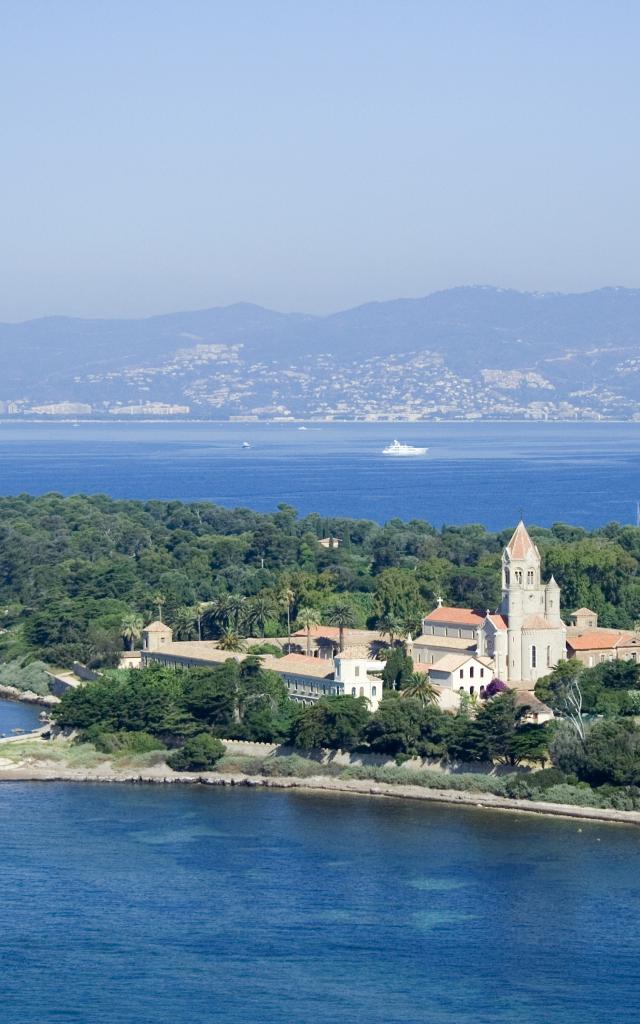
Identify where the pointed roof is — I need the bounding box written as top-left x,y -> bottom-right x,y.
506,520 -> 539,560
144,620 -> 170,632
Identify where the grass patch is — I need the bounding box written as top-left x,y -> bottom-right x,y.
0,738 -> 108,768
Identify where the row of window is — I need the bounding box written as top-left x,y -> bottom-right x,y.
458,666 -> 485,679
505,569 -> 537,585
351,686 -> 377,697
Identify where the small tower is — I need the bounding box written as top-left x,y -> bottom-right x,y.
142,620 -> 173,652
545,576 -> 562,625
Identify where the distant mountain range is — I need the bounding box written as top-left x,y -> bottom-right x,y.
2,286 -> 640,420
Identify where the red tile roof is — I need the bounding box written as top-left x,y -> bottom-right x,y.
506,520 -> 538,560
424,607 -> 484,627
485,614 -> 508,631
566,630 -> 628,652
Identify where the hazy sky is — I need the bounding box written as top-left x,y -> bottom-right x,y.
2,0 -> 640,320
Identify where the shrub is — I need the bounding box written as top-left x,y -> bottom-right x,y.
168,734 -> 226,772
527,767 -> 568,791
83,728 -> 166,755
484,678 -> 508,698
538,783 -> 602,807
0,659 -> 51,696
503,776 -> 534,799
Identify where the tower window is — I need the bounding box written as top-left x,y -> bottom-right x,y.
531,645 -> 537,668
547,645 -> 551,667
505,568 -> 510,585
527,570 -> 534,585
515,570 -> 523,584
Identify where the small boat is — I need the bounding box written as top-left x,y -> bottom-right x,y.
241,441 -> 251,449
382,439 -> 428,457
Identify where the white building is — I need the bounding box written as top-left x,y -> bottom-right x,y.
477,521 -> 566,685
334,651 -> 383,711
427,653 -> 494,696
416,522 -> 567,688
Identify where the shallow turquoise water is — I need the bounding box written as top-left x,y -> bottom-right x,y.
0,783 -> 638,1023
0,420 -> 639,528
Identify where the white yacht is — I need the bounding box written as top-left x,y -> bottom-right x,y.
382,439 -> 428,457
241,441 -> 251,449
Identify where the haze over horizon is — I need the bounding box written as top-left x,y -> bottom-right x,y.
2,0 -> 640,321
2,282 -> 639,327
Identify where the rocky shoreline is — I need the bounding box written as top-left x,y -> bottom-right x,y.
0,760 -> 638,826
0,684 -> 58,708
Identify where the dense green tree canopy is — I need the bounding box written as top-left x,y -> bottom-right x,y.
1,494 -> 640,669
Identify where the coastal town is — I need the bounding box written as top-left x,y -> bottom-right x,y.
3,330 -> 640,422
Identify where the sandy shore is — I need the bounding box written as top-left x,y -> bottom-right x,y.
0,759 -> 638,826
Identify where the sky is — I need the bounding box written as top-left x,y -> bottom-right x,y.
1,0 -> 640,321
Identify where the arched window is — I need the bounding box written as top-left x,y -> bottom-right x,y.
546,645 -> 551,667
515,569 -> 523,584
371,685 -> 377,697
469,685 -> 475,695
351,687 -> 356,696
531,645 -> 537,668
355,666 -> 360,677
469,666 -> 474,678
505,568 -> 510,585
359,687 -> 364,697
527,570 -> 534,585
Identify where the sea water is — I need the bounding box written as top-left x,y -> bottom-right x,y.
0,698 -> 42,736
0,782 -> 638,1024
0,420 -> 638,528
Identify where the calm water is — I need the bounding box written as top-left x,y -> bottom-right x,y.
0,783 -> 638,1023
0,421 -> 639,528
0,698 -> 42,735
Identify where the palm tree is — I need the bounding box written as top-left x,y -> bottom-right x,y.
173,605 -> 200,641
217,628 -> 245,652
245,594 -> 277,637
278,582 -> 295,650
203,595 -> 231,637
226,594 -> 247,632
378,613 -> 405,645
401,671 -> 439,707
295,606 -> 321,656
120,612 -> 144,651
151,591 -> 166,622
328,600 -> 357,652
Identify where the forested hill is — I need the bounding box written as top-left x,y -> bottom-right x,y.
3,286 -> 640,419
0,494 -> 638,669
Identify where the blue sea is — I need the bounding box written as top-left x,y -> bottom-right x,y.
0,420 -> 639,529
1,423 -> 639,1023
0,780 -> 638,1024
0,698 -> 42,736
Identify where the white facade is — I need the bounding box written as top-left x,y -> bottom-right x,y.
428,654 -> 494,696
334,656 -> 382,711
477,522 -> 566,686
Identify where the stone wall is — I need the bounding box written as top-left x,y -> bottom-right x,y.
219,739 -> 521,776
